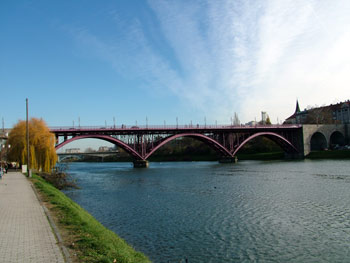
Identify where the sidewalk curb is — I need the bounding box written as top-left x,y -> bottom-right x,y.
29,178 -> 71,263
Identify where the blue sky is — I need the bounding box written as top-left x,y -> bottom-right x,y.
1,0 -> 350,131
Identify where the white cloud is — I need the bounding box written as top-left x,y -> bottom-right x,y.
71,0 -> 350,124
241,0 -> 350,121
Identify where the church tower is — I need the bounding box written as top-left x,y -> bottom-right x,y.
284,100 -> 301,124
295,100 -> 300,114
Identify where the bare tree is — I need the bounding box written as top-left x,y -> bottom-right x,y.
84,147 -> 96,153
233,112 -> 240,125
306,107 -> 333,124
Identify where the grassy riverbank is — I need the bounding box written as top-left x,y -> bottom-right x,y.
31,174 -> 150,263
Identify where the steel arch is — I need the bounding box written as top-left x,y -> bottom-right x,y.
145,133 -> 233,160
55,134 -> 143,160
232,132 -> 299,156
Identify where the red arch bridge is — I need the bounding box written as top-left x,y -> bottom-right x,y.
52,124 -> 306,167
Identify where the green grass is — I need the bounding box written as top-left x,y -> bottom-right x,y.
31,174 -> 150,263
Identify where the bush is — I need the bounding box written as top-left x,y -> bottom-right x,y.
39,164 -> 78,189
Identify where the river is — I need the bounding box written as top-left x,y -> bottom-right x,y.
63,160 -> 350,262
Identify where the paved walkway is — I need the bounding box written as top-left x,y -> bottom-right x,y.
0,172 -> 65,263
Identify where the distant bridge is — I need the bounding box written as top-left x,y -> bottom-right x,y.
57,151 -> 119,162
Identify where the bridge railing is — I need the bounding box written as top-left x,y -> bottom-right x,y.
50,124 -> 302,131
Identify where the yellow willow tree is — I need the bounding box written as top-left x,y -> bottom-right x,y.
8,118 -> 57,173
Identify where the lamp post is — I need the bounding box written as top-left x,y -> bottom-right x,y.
26,98 -> 31,177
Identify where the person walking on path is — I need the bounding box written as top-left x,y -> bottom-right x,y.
0,171 -> 66,263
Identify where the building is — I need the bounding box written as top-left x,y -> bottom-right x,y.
65,148 -> 80,153
284,101 -> 308,124
332,101 -> 350,124
0,130 -> 9,153
98,146 -> 112,152
285,100 -> 350,124
0,133 -> 7,148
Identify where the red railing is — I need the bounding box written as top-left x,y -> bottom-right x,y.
50,124 -> 301,132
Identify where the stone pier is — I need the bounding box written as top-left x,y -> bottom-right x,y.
133,160 -> 149,168
219,156 -> 238,164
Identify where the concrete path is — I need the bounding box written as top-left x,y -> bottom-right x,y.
0,172 -> 65,263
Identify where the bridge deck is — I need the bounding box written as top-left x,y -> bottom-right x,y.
51,124 -> 302,136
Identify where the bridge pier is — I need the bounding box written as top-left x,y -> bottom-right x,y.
133,160 -> 149,168
219,156 -> 238,164
284,152 -> 304,159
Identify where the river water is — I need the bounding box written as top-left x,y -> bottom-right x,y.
63,160 -> 350,262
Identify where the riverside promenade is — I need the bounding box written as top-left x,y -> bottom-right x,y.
0,172 -> 65,263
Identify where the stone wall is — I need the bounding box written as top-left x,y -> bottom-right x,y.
302,124 -> 347,156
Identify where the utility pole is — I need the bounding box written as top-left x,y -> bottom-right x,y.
26,98 -> 31,177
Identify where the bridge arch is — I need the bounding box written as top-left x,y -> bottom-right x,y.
329,131 -> 345,148
55,134 -> 143,160
310,132 -> 328,151
145,133 -> 233,160
232,132 -> 299,156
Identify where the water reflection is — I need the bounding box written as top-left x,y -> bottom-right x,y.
64,160 -> 350,262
